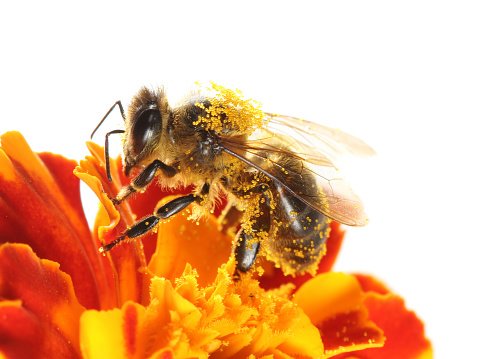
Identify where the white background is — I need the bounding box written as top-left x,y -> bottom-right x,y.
1,1 -> 478,357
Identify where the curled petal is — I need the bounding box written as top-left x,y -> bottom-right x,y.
0,132 -> 111,309
75,141 -> 151,306
294,272 -> 385,357
0,243 -> 85,358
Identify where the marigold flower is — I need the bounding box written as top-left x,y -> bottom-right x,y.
0,131 -> 432,358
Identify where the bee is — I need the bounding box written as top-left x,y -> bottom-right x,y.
91,84 -> 375,278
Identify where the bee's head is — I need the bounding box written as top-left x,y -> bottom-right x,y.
123,88 -> 170,176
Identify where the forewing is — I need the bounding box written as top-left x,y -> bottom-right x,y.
264,112 -> 376,161
219,129 -> 369,226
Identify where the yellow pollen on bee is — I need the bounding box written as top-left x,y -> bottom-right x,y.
194,81 -> 266,135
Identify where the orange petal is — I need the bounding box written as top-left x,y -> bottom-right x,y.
0,132 -> 112,310
294,272 -> 384,358
0,243 -> 85,358
148,199 -> 232,286
75,141 -> 151,306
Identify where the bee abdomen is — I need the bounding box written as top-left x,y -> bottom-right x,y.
266,185 -> 331,276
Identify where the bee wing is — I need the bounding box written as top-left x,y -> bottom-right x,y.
220,128 -> 370,226
263,112 -> 376,161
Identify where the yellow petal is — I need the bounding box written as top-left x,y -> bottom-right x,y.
80,301 -> 148,359
294,272 -> 363,325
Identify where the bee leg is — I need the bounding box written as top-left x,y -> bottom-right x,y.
234,186 -> 271,278
234,229 -> 261,275
101,184 -> 210,252
112,159 -> 177,205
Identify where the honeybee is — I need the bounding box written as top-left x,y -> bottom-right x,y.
91,83 -> 375,277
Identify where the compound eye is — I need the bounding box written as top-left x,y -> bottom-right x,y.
131,109 -> 161,156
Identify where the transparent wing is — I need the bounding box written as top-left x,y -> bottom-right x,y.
219,126 -> 370,226
264,112 -> 376,161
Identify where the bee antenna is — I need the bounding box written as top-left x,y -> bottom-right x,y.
104,129 -> 125,182
90,100 -> 126,139
90,100 -> 126,182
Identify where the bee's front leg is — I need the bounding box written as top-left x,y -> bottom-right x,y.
101,183 -> 210,252
112,159 -> 177,205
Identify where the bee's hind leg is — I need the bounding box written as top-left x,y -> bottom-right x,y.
234,228 -> 262,275
233,186 -> 271,279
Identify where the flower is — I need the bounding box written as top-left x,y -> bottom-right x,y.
0,131 -> 432,358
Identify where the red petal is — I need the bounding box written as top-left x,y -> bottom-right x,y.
0,243 -> 85,358
332,275 -> 433,359
354,274 -> 390,295
317,221 -> 346,273
352,296 -> 432,358
0,132 -> 112,309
